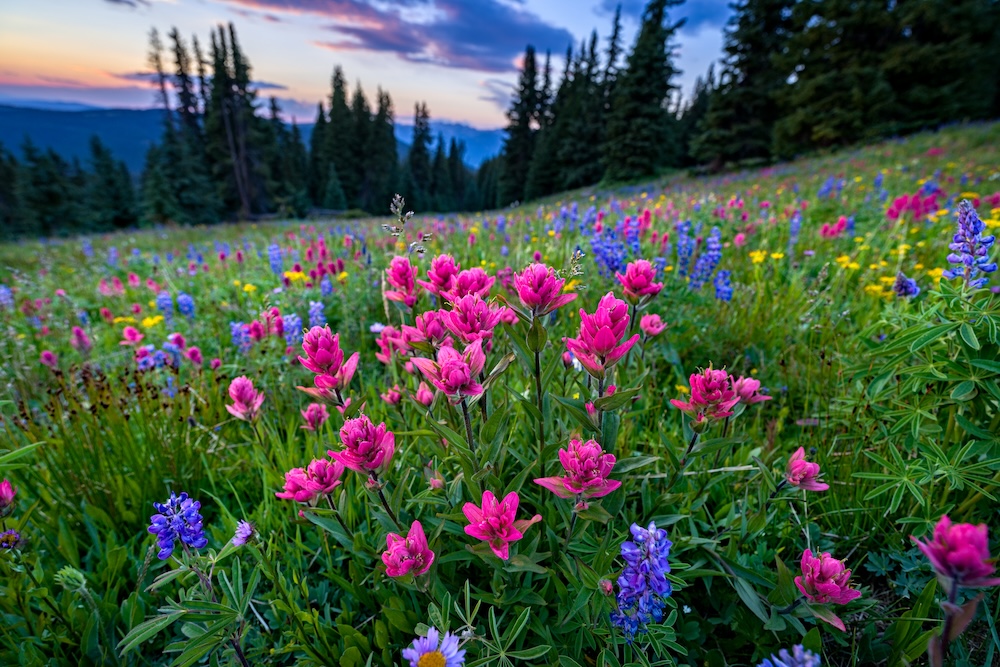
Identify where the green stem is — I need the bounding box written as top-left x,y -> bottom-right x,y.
371,474 -> 402,531
534,349 -> 545,459
460,398 -> 476,454
940,577 -> 959,662
664,431 -> 700,493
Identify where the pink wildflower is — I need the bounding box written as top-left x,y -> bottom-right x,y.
639,314 -> 667,337
328,414 -> 395,475
514,263 -> 577,318
462,490 -> 541,560
795,549 -> 861,605
911,516 -> 1000,590
385,256 -> 421,308
225,376 -> 264,422
563,292 -> 639,380
300,403 -> 330,431
785,447 -> 829,491
411,340 -> 486,404
615,259 -> 663,305
534,438 -> 621,500
382,520 -> 435,577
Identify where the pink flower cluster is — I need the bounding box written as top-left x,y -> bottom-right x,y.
911,515 -> 1000,590
297,325 -> 359,401
329,414 -> 396,476
615,260 -> 663,306
534,438 -> 621,504
564,292 -> 639,380
795,549 -> 861,605
670,367 -> 770,427
382,520 -> 435,577
785,447 -> 828,491
514,263 -> 577,318
412,340 -> 486,404
226,376 -> 264,422
462,490 -> 541,560
275,459 -> 345,504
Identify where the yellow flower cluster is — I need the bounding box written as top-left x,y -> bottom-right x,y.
142,315 -> 164,329
284,271 -> 307,282
243,284 -> 257,293
749,250 -> 767,264
113,316 -> 136,324
836,255 -> 860,270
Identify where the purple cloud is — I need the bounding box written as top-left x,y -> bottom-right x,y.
224,0 -> 574,72
478,78 -> 513,111
595,0 -> 731,32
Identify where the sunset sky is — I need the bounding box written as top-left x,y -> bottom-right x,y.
0,0 -> 731,128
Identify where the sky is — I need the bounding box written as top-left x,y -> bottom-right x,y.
0,0 -> 731,129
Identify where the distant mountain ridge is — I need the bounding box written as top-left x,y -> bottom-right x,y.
0,102 -> 504,174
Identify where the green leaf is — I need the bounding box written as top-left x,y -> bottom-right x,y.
613,455 -> 659,473
508,645 -> 551,660
576,504 -> 612,524
118,611 -> 185,655
733,578 -> 769,623
594,387 -> 641,412
909,323 -> 956,353
950,380 -> 977,401
970,358 -> 1000,374
506,554 -> 547,574
959,323 -> 981,350
526,317 -> 548,353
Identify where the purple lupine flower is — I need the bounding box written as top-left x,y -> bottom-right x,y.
268,243 -> 283,274
231,520 -> 254,547
308,301 -> 325,329
942,200 -> 996,289
283,312 -> 303,348
610,522 -> 673,641
177,293 -> 195,319
756,645 -> 822,667
147,492 -> 208,560
893,272 -> 920,298
714,270 -> 733,301
689,227 -> 722,290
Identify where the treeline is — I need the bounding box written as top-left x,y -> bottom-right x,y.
0,136 -> 138,238
481,0 -> 1000,206
0,23 -> 484,238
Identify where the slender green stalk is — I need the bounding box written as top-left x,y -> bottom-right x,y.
534,349 -> 545,459
460,398 -> 476,454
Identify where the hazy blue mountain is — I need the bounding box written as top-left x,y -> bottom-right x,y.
0,102 -> 504,174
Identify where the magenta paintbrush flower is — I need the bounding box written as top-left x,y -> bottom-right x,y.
639,314 -> 667,337
534,438 -> 621,501
375,325 -> 411,365
120,326 -> 144,346
0,479 -> 16,518
911,516 -> 1000,590
70,326 -> 92,353
411,340 -> 486,404
382,520 -> 435,577
300,403 -> 329,431
563,292 -> 639,380
380,385 -> 403,405
329,414 -> 395,475
402,310 -> 453,349
385,256 -> 421,308
514,262 -> 577,318
444,294 -> 503,343
785,447 -> 829,491
731,376 -> 772,405
669,366 -> 739,425
298,325 -> 359,392
226,376 -> 264,422
275,458 -> 345,503
441,267 -> 495,303
39,350 -> 58,369
615,259 -> 663,305
417,254 -> 461,297
414,381 -> 435,407
795,549 -> 861,605
462,490 -> 541,560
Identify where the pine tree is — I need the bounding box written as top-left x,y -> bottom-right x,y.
0,142 -> 22,238
406,102 -> 433,211
326,67 -> 353,199
883,0 -> 999,132
87,135 -> 137,230
557,32 -> 605,190
322,163 -> 347,210
368,88 -> 398,213
525,44 -> 572,200
475,156 -> 501,211
772,0 -> 897,159
347,82 -> 372,210
430,134 -> 453,211
17,140 -> 83,236
447,138 -> 468,209
498,45 -> 541,205
676,66 -> 714,166
141,143 -> 181,225
307,103 -> 329,204
692,0 -> 792,169
603,0 -> 684,182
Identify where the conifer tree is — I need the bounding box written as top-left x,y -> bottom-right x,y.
406,102 -> 433,211
772,0 -> 897,158
307,103 -> 329,204
87,135 -> 137,230
322,163 -> 347,210
447,138 -> 468,208
326,67 -> 352,197
691,0 -> 792,169
603,0 -> 684,182
557,32 -> 604,190
676,66 -> 714,166
347,82 -> 372,209
498,45 -> 541,205
0,143 -> 23,238
430,134 -> 453,211
368,88 -> 398,213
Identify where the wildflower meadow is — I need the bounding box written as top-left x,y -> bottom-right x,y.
1,122 -> 999,667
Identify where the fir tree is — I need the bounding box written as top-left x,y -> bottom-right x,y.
772,0 -> 897,158
326,66 -> 353,198
87,135 -> 137,230
0,143 -> 22,238
676,66 -> 714,166
498,45 -> 541,205
603,0 -> 684,182
406,102 -> 433,211
347,82 -> 372,209
430,133 -> 453,211
691,0 -> 792,169
368,88 -> 398,213
322,163 -> 347,210
307,103 -> 329,204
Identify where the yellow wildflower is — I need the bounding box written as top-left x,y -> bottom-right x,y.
113,316 -> 136,324
233,280 -> 241,286
675,385 -> 689,395
770,252 -> 785,260
243,284 -> 257,293
750,250 -> 767,264
142,315 -> 164,329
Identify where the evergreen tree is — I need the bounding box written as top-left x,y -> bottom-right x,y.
322,163 -> 347,210
447,138 -> 468,209
141,143 -> 181,225
883,0 -> 999,132
406,102 -> 433,211
556,32 -> 605,190
603,0 -> 684,182
498,45 -> 541,205
525,44 -> 573,200
87,135 -> 137,230
476,156 -> 501,211
307,103 -> 329,204
772,0 -> 897,158
203,27 -> 245,216
691,0 -> 792,169
17,140 -> 84,236
326,67 -> 353,197
347,82 -> 372,209
368,88 -> 398,213
227,23 -> 269,214
430,134 -> 453,211
0,143 -> 23,238
602,4 -> 625,102
676,66 -> 714,166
